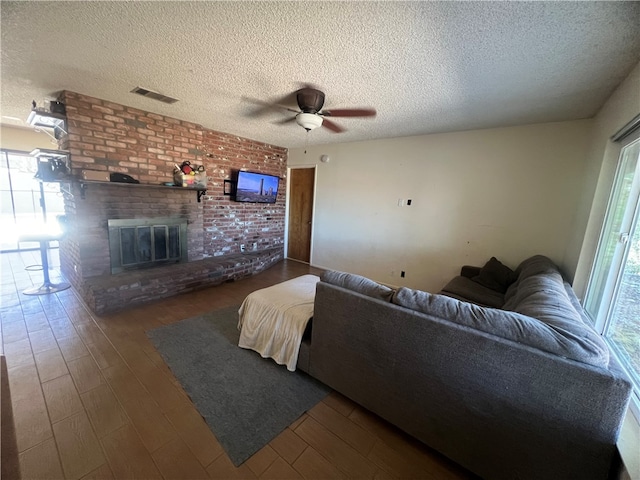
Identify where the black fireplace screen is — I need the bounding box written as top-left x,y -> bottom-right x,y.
108,218 -> 187,274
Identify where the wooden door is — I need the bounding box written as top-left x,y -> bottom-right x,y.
288,168 -> 315,262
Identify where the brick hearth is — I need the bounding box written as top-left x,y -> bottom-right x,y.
81,249 -> 283,314
56,91 -> 287,313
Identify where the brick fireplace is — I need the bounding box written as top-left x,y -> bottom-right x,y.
57,91 -> 287,313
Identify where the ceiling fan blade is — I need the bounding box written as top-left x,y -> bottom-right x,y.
321,118 -> 345,133
269,90 -> 299,108
321,108 -> 377,118
241,96 -> 299,116
273,116 -> 297,125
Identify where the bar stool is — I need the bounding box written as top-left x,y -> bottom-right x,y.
18,232 -> 70,295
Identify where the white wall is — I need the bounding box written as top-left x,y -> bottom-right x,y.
571,61 -> 640,298
289,120 -> 592,292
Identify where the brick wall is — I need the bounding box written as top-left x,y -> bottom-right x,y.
57,91 -> 287,292
201,130 -> 286,256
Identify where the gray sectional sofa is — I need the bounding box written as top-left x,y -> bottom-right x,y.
297,255 -> 632,480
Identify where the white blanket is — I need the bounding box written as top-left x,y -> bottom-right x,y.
237,274 -> 320,371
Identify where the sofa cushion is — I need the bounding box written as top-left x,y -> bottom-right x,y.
515,254 -> 560,279
504,267 -> 565,312
472,257 -> 516,293
505,255 -> 560,304
504,269 -> 609,365
322,270 -> 394,302
440,275 -> 505,308
392,286 -> 609,367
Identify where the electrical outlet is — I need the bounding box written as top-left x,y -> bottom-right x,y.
240,244 -> 245,252
401,271 -> 405,278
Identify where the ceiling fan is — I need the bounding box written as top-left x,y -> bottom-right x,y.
247,85 -> 376,133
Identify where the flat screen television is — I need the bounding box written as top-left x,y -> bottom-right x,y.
234,171 -> 280,204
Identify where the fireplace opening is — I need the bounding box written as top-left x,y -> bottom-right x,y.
108,218 -> 187,274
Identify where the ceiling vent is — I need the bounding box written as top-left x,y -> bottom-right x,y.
130,86 -> 178,104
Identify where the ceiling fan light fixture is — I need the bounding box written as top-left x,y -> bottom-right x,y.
296,113 -> 323,131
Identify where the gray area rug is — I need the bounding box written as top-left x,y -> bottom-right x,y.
146,305 -> 329,466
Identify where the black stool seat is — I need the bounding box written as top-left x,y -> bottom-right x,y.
18,232 -> 70,295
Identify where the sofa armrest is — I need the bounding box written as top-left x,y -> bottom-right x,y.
461,265 -> 481,278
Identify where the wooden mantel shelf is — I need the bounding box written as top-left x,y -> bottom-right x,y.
77,180 -> 207,202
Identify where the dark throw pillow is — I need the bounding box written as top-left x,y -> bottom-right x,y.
472,257 -> 516,293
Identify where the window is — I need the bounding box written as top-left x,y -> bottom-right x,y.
584,131 -> 640,397
0,150 -> 64,251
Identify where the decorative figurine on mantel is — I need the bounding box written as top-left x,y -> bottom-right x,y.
174,161 -> 206,188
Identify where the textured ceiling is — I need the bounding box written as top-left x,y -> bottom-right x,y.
2,1 -> 640,149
